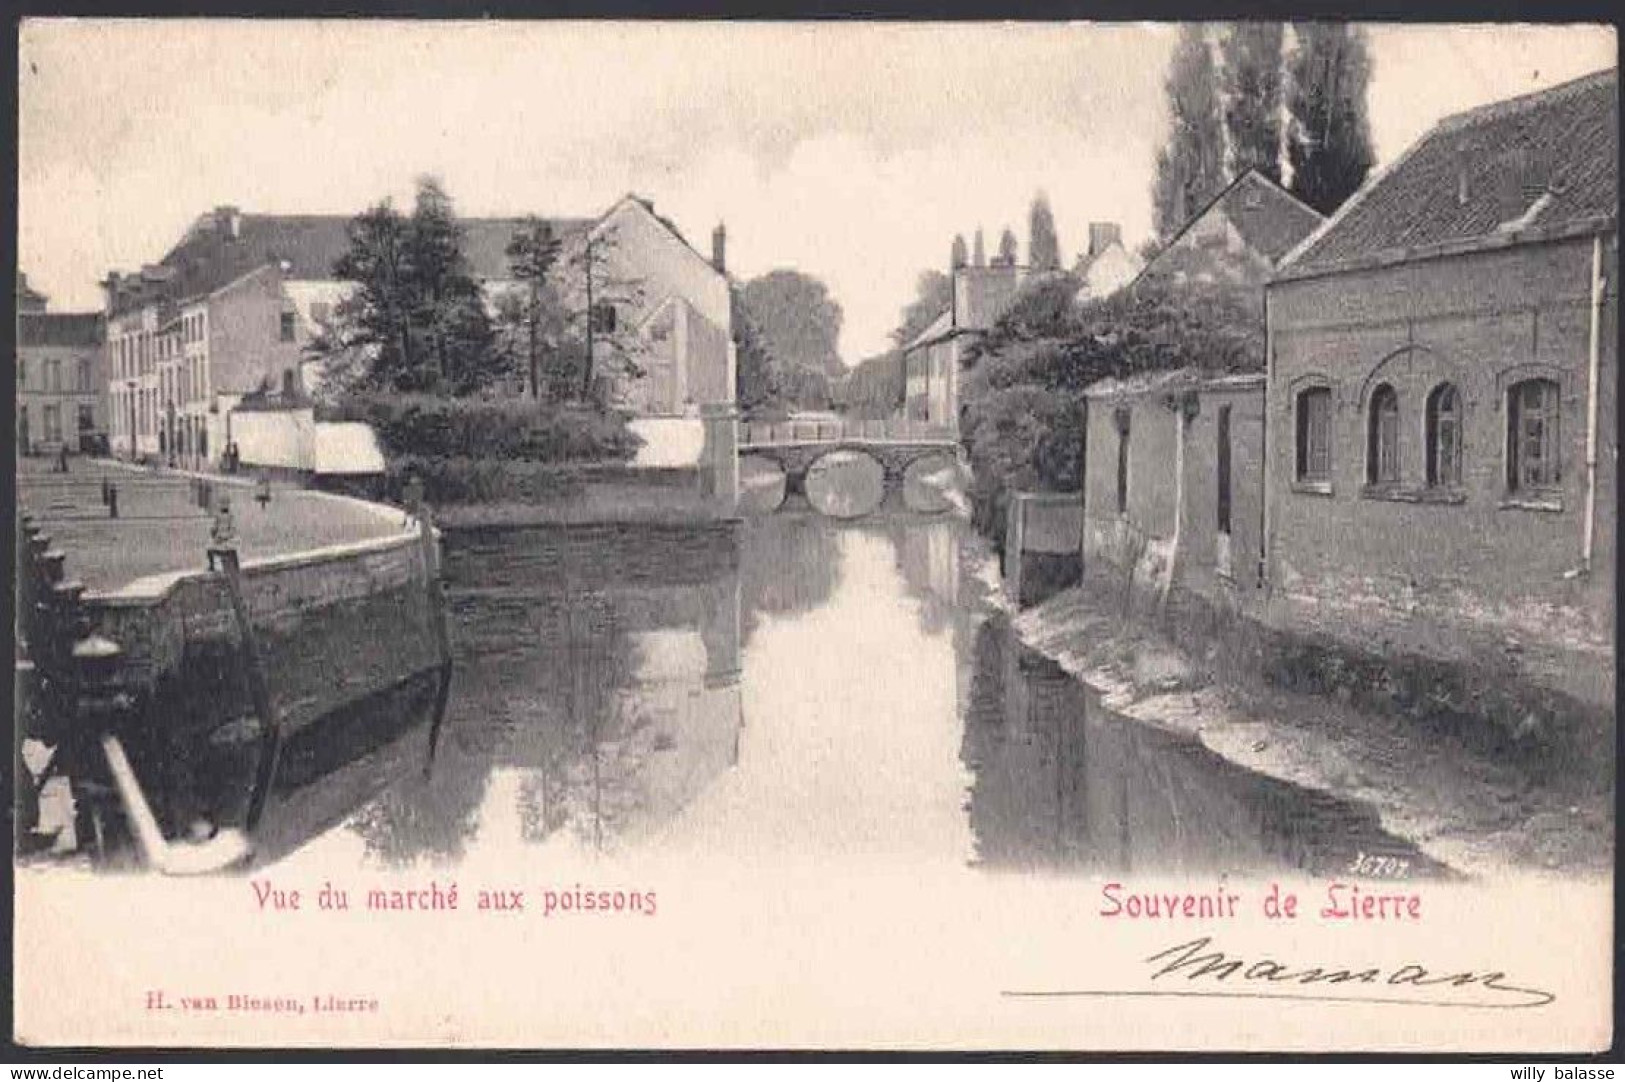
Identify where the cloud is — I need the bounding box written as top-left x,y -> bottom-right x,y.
18,20 -> 1616,359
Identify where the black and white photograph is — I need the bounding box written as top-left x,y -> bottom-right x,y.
10,18 -> 1618,1052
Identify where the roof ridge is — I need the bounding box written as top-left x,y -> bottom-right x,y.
1435,67 -> 1617,134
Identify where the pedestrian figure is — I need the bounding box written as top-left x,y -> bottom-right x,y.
402,472 -> 425,528
56,445 -> 69,473
207,496 -> 238,571
106,483 -> 118,520
256,474 -> 272,510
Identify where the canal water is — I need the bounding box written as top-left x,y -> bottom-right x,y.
261,511 -> 1445,879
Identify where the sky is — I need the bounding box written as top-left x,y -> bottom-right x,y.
17,20 -> 1618,360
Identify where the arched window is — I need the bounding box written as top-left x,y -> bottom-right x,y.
1295,386 -> 1332,483
1507,378 -> 1560,491
1367,384 -> 1400,484
1426,383 -> 1462,487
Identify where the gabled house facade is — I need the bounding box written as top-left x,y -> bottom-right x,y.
1266,68 -> 1618,684
494,195 -> 736,417
1073,175 -> 1317,615
1072,221 -> 1143,303
1134,169 -> 1324,292
901,260 -> 1027,430
15,277 -> 105,455
102,196 -> 733,468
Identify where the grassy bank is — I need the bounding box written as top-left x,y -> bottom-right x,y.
1009,578 -> 1613,879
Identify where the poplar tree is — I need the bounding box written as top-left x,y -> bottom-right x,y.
996,228 -> 1020,266
1028,193 -> 1062,271
1221,23 -> 1286,184
1151,25 -> 1228,240
504,217 -> 563,400
1285,23 -> 1376,216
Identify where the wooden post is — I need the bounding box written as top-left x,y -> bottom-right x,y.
419,510 -> 454,774
211,545 -> 282,830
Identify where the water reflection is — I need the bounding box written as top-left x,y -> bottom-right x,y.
961,618 -> 1449,878
267,512 -> 1444,880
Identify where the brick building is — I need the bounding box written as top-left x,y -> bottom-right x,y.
1074,172 -> 1318,613
15,274 -> 105,455
901,260 -> 1027,430
1080,369 -> 1265,617
102,196 -> 733,468
1266,68 -> 1618,694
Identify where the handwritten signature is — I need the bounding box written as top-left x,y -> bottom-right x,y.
1003,935 -> 1555,1009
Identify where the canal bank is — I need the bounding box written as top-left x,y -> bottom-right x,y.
247,504 -> 1462,883
16,456 -> 450,871
997,573 -> 1614,880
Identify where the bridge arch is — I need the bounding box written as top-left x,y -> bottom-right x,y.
738,454 -> 789,514
735,421 -> 963,518
901,451 -> 962,515
804,448 -> 886,519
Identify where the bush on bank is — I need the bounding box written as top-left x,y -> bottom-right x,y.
959,274 -> 1264,549
324,391 -> 642,464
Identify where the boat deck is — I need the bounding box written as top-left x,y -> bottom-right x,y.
17,458 -> 406,594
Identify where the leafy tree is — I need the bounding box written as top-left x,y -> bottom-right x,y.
972,228 -> 986,267
1152,25 -> 1228,240
732,286 -> 781,411
1286,23 -> 1375,216
892,269 -> 952,348
328,200 -> 418,388
996,228 -> 1020,266
408,176 -> 498,393
951,234 -> 969,270
1221,23 -> 1285,183
959,274 -> 1265,544
843,351 -> 905,420
774,364 -> 833,411
738,269 -> 845,386
1028,193 -> 1062,271
504,217 -> 563,400
561,224 -> 649,403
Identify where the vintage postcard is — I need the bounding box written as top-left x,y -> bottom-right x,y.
11,19 -> 1617,1053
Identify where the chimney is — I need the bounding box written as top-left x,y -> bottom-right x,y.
711,223 -> 727,275
1088,222 -> 1123,258
216,205 -> 242,239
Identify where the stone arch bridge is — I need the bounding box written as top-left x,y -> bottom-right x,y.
737,418 -> 964,517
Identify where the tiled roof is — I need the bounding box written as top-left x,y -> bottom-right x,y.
17,311 -> 103,348
1141,170 -> 1324,285
1083,366 -> 1265,399
1221,172 -> 1327,263
111,210 -> 595,313
1284,68 -> 1618,276
900,306 -> 953,352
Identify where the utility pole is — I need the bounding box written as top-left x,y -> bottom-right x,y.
582,232 -> 595,401
528,272 -> 541,401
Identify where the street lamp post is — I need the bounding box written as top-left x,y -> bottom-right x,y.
125,380 -> 137,462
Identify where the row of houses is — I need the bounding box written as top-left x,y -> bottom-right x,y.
899,224 -> 1148,428
85,194 -> 735,472
15,273 -> 106,455
898,170 -> 1318,431
1075,67 -> 1616,707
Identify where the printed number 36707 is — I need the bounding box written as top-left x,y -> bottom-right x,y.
1347,852 -> 1410,878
